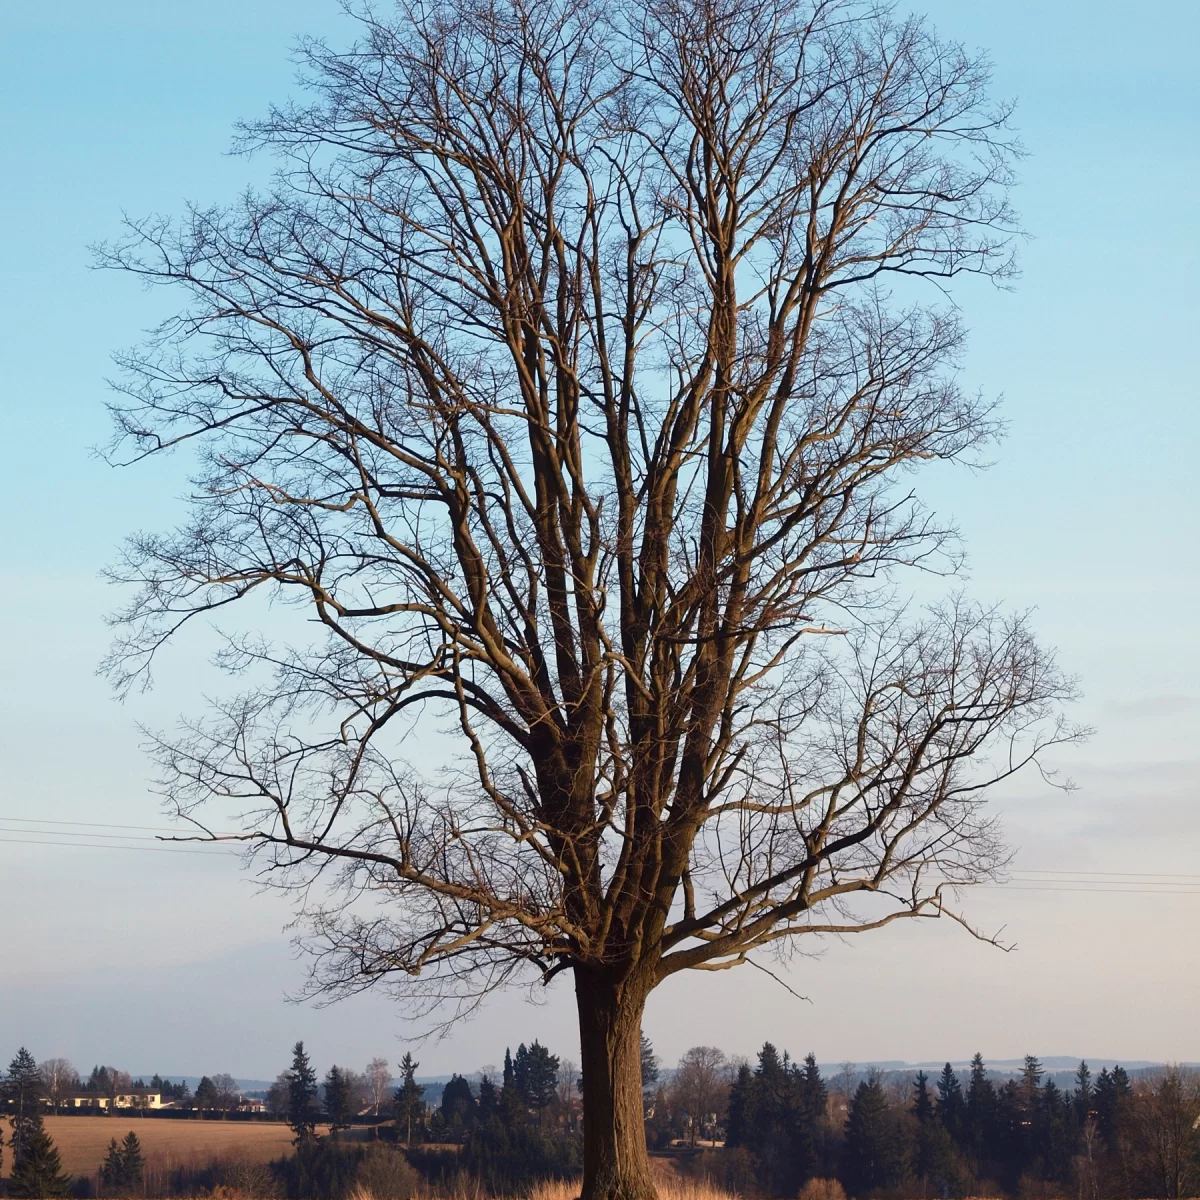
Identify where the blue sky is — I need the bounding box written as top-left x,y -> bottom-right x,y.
1,0 -> 1197,1081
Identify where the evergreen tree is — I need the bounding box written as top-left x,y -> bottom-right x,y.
441,1074 -> 477,1137
843,1074 -> 906,1195
965,1052 -> 996,1166
285,1042 -> 320,1144
101,1139 -> 125,1192
394,1053 -> 425,1146
640,1033 -> 659,1092
750,1042 -> 792,1194
100,1132 -> 144,1194
1038,1079 -> 1072,1184
1094,1065 -> 1133,1152
6,1048 -> 44,1164
323,1065 -> 353,1137
1020,1055 -> 1044,1104
121,1131 -> 145,1190
513,1042 -> 559,1112
478,1074 -> 498,1120
724,1062 -> 754,1150
935,1062 -> 965,1141
1074,1060 -> 1093,1125
913,1071 -> 934,1123
194,1075 -> 218,1111
795,1053 -> 829,1185
8,1109 -> 71,1199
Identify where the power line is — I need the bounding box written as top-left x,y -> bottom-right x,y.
0,825 -> 194,844
2,816 -> 1199,896
3,832 -> 1200,896
1012,868 -> 1200,881
0,815 -> 190,834
0,835 -> 230,856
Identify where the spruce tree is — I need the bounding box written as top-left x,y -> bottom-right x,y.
965,1052 -> 995,1164
285,1041 -> 320,1144
193,1075 -> 218,1111
6,1048 -> 44,1164
394,1053 -> 425,1146
913,1071 -> 934,1123
441,1074 -> 476,1137
639,1034 -> 659,1092
101,1139 -> 124,1191
324,1065 -> 353,1137
935,1062 -> 965,1141
1074,1060 -> 1093,1125
724,1062 -> 754,1149
795,1054 -> 828,1187
121,1131 -> 145,1190
8,1109 -> 71,1199
478,1074 -> 498,1120
751,1042 -> 791,1194
843,1075 -> 905,1195
513,1041 -> 559,1112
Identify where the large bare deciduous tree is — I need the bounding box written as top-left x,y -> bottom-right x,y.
100,1 -> 1081,1196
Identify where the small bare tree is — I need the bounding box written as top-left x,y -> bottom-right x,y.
211,1073 -> 241,1117
1133,1068 -> 1200,1199
366,1057 -> 393,1116
672,1047 -> 728,1146
38,1059 -> 79,1114
99,0 -> 1080,1196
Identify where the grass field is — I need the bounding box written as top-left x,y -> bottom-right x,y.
2,1116 -> 306,1177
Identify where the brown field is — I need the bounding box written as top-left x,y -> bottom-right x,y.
2,1116 -> 307,1177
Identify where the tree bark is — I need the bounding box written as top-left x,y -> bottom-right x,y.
575,967 -> 657,1200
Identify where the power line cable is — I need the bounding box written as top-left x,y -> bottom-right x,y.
0,835 -> 230,856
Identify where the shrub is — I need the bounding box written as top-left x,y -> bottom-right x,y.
798,1179 -> 846,1200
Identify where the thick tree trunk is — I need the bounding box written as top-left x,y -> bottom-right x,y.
575,967 -> 658,1200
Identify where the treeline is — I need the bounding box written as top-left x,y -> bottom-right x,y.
647,1043 -> 1200,1199
277,1040 -> 577,1196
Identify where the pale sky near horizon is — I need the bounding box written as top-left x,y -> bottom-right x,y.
1,0 -> 1197,1083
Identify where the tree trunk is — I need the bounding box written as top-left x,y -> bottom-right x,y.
575,967 -> 658,1200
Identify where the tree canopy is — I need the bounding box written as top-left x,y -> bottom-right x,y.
99,1 -> 1079,1196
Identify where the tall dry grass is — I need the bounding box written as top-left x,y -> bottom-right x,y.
519,1178 -> 739,1200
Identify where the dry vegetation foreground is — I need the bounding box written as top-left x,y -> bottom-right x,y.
15,1116 -> 301,1175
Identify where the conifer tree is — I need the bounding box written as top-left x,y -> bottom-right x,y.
8,1108 -> 71,1199
101,1139 -> 124,1192
1039,1079 -> 1071,1184
513,1042 -> 560,1112
324,1065 -> 353,1137
795,1054 -> 829,1187
6,1048 -> 44,1165
843,1075 -> 905,1195
394,1053 -> 425,1146
913,1071 -> 934,1123
193,1075 -> 218,1111
441,1074 -> 477,1137
285,1041 -> 320,1144
478,1074 -> 498,1120
724,1062 -> 755,1150
121,1131 -> 145,1190
965,1052 -> 996,1164
639,1035 -> 659,1093
935,1062 -> 965,1140
1074,1060 -> 1093,1124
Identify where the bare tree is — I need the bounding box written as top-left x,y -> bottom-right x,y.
1133,1068 -> 1200,1199
38,1059 -> 79,1113
672,1047 -> 728,1146
366,1057 -> 393,1116
211,1073 -> 240,1117
558,1059 -> 581,1132
98,0 -> 1081,1197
